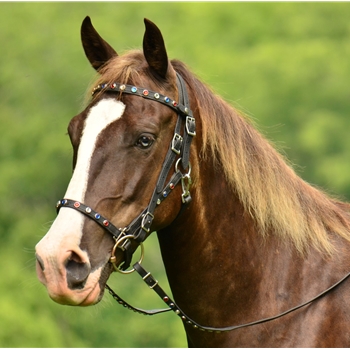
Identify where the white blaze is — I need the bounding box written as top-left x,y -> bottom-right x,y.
66,99 -> 125,201
38,99 -> 125,254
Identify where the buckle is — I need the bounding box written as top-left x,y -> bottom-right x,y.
185,116 -> 196,136
171,133 -> 183,155
181,173 -> 192,204
141,211 -> 154,233
142,272 -> 159,289
110,234 -> 145,274
113,229 -> 130,251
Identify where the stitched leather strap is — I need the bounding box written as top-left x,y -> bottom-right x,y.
105,283 -> 171,316
132,262 -> 350,333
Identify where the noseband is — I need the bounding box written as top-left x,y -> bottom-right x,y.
55,72 -> 350,333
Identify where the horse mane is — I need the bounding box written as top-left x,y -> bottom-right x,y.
89,50 -> 350,255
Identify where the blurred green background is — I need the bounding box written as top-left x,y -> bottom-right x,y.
1,2 -> 350,347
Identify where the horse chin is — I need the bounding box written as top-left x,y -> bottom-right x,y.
45,281 -> 102,306
41,263 -> 114,307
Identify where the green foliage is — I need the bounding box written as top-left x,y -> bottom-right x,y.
1,2 -> 350,347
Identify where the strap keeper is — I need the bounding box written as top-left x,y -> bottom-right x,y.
142,272 -> 159,289
171,133 -> 183,155
141,211 -> 154,233
185,116 -> 196,136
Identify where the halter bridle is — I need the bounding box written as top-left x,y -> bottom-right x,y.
57,73 -> 195,269
55,72 -> 350,333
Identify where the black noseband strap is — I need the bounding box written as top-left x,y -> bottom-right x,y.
56,199 -> 123,239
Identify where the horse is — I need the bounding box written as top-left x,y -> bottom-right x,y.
35,16 -> 350,347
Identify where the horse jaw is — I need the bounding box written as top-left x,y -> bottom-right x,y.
36,99 -> 125,306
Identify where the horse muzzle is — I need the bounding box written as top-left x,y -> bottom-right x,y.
35,230 -> 107,306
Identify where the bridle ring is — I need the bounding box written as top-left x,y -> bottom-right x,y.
110,234 -> 144,274
175,157 -> 191,176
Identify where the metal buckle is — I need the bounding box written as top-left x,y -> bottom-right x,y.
110,234 -> 144,274
141,211 -> 154,233
142,272 -> 159,289
185,116 -> 196,136
112,228 -> 129,251
181,173 -> 192,204
171,133 -> 183,155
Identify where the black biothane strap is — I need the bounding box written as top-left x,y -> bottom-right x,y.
105,282 -> 171,316
129,262 -> 350,333
56,170 -> 185,269
92,78 -> 193,119
56,199 -> 123,239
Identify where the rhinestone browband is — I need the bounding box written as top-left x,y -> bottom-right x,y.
92,82 -> 193,118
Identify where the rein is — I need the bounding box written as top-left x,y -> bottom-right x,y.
56,73 -> 350,333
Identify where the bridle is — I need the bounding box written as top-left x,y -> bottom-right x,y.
57,73 -> 195,270
55,72 -> 350,333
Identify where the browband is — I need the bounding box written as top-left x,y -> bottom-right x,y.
92,81 -> 193,118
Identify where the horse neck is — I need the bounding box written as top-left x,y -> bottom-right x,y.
156,148 -> 350,332
157,150 -> 267,322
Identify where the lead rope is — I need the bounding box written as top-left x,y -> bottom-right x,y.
106,261 -> 350,333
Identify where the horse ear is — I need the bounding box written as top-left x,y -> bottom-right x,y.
81,16 -> 118,71
143,19 -> 169,80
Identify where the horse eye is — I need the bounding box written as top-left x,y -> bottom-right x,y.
136,135 -> 154,149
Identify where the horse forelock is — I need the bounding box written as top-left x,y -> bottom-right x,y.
86,50 -> 350,255
87,50 -> 174,102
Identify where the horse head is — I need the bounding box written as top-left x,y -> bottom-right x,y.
35,17 -> 196,306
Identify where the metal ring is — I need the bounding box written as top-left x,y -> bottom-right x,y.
110,234 -> 144,274
175,158 -> 191,176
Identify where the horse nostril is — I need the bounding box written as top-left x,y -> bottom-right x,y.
65,252 -> 91,290
36,254 -> 45,271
